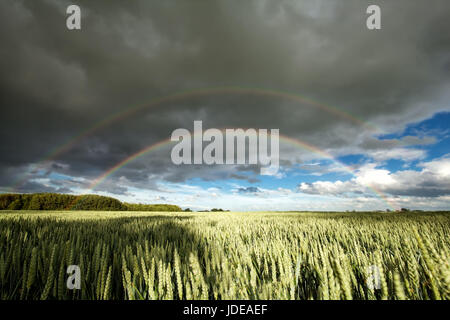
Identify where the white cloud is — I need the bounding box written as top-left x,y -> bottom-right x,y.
421,157 -> 450,177
354,164 -> 397,187
298,155 -> 450,199
299,180 -> 355,195
368,148 -> 426,162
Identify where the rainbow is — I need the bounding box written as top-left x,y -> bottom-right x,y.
89,138 -> 173,190
9,86 -> 381,192
67,131 -> 398,211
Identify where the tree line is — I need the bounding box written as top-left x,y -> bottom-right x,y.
123,203 -> 181,212
0,193 -> 181,211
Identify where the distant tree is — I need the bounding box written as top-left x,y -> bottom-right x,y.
7,198 -> 22,210
0,194 -> 22,209
184,208 -> 192,212
28,195 -> 42,210
124,202 -> 181,212
0,193 -> 182,211
72,194 -> 126,211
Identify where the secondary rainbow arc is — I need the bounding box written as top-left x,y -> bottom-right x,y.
9,86 -> 381,192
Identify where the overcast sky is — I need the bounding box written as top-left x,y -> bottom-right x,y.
1,0 -> 449,211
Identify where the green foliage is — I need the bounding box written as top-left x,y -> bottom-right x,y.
124,203 -> 181,212
0,210 -> 448,300
71,195 -> 125,211
7,199 -> 22,210
0,193 -> 180,211
0,194 -> 21,210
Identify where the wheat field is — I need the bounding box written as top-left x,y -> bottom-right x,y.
0,211 -> 448,300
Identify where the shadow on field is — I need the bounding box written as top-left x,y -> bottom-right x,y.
79,215 -> 199,249
5,214 -> 201,251
0,214 -> 209,299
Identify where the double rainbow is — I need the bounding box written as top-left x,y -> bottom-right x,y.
10,86 -> 379,192
77,132 -> 398,211
7,86 -> 396,210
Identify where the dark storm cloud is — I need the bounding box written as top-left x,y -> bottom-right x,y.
358,135 -> 436,151
13,180 -> 72,194
1,0 -> 450,193
229,173 -> 260,184
238,187 -> 260,194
